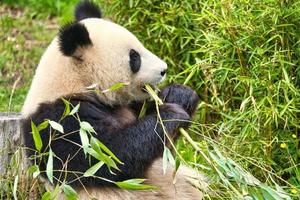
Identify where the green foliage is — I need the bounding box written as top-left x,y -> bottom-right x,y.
0,148 -> 45,199
98,0 -> 300,198
0,5 -> 56,112
2,0 -> 77,20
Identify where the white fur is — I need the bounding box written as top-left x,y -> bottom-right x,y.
22,18 -> 204,199
22,19 -> 167,116
56,158 -> 206,200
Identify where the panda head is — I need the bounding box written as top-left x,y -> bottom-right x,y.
58,1 -> 167,104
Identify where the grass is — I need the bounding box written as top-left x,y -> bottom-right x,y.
0,5 -> 58,112
0,0 -> 300,199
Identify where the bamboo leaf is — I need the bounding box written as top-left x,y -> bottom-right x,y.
13,175 -> 18,200
83,161 -> 104,177
41,191 -> 51,200
115,179 -> 158,190
63,184 -> 79,200
144,84 -> 163,105
69,103 -> 80,116
37,120 -> 49,131
31,121 -> 43,151
89,139 -> 120,171
80,121 -> 95,133
138,100 -> 147,119
79,129 -> 89,155
86,148 -> 101,160
62,98 -> 71,117
49,120 -> 64,133
90,136 -> 123,164
28,165 -> 40,178
163,147 -> 175,174
46,148 -> 54,184
102,82 -> 129,93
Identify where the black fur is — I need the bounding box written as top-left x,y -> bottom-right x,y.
160,84 -> 200,116
58,22 -> 92,56
23,86 -> 198,188
129,49 -> 141,73
75,1 -> 102,21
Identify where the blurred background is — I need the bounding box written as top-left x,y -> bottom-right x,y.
0,0 -> 299,199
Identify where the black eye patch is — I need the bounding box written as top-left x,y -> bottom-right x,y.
129,49 -> 141,73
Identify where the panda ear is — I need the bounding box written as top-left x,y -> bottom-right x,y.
58,22 -> 92,57
75,1 -> 102,21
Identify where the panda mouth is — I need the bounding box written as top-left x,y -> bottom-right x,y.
141,84 -> 157,93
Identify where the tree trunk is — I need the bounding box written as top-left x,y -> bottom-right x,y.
0,112 -> 23,174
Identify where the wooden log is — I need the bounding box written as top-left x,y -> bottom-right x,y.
0,112 -> 23,174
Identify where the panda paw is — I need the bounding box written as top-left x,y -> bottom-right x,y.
158,103 -> 190,131
160,84 -> 200,116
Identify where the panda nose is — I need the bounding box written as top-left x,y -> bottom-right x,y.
160,69 -> 167,76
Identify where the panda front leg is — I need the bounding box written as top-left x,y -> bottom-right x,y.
156,84 -> 200,144
74,99 -> 205,200
160,84 -> 200,116
130,84 -> 199,118
91,103 -> 191,183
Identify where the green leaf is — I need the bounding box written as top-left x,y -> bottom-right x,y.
86,147 -> 119,172
37,120 -> 49,131
261,187 -> 277,200
175,157 -> 181,173
89,138 -> 120,171
282,67 -> 290,84
49,120 -> 64,133
41,191 -> 51,200
62,98 -> 71,117
79,129 -> 89,155
83,161 -> 104,177
31,121 -> 43,151
183,67 -> 196,85
13,175 -> 18,200
129,0 -> 133,8
90,137 -> 123,164
260,184 -> 290,200
86,148 -> 118,173
121,178 -> 145,184
63,184 -> 79,200
163,148 -> 168,175
115,179 -> 158,190
144,84 -> 163,105
41,186 -> 59,200
102,82 -> 129,93
46,148 -> 54,184
88,143 -> 119,171
28,165 -> 40,178
138,101 -> 147,119
163,147 -> 175,174
69,103 -> 80,115
86,148 -> 101,160
80,121 -> 95,133
52,184 -> 60,199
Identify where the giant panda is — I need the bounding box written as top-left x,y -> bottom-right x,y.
22,1 -> 205,199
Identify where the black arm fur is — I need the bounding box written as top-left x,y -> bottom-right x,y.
23,91 -> 192,188
160,84 -> 200,116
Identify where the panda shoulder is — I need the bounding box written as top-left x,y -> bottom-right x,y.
23,93 -> 109,127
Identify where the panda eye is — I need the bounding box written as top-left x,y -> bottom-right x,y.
129,49 -> 141,73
